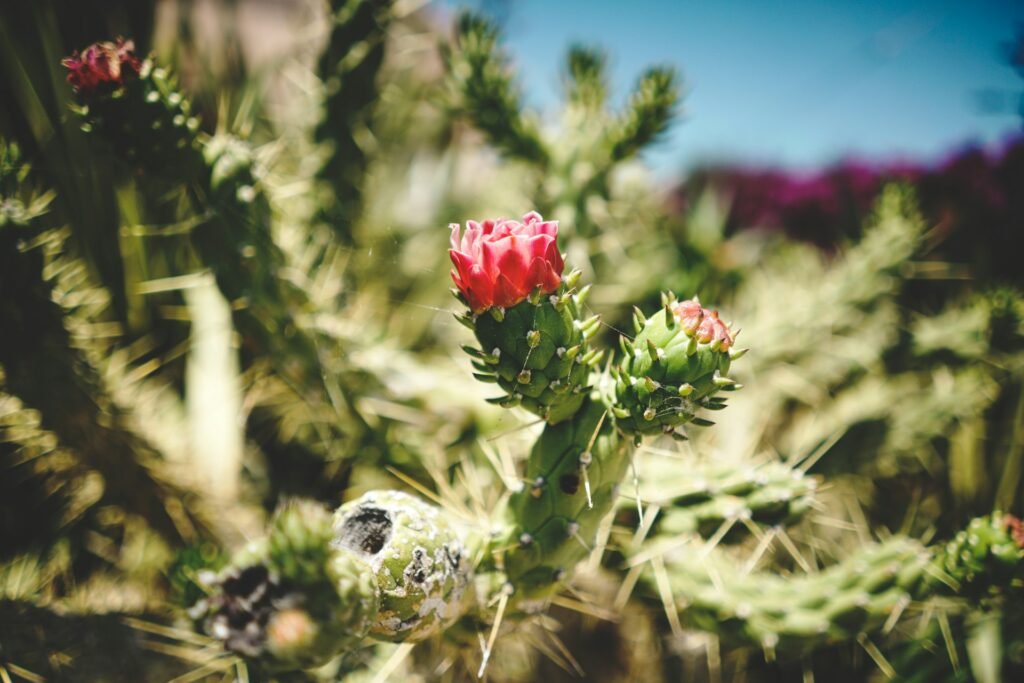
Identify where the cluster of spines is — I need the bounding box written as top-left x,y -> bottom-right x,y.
459,269 -> 604,424
611,292 -> 744,439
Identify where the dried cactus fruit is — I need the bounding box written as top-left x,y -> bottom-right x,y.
333,490 -> 472,642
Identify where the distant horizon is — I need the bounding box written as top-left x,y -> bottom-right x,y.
439,0 -> 1023,179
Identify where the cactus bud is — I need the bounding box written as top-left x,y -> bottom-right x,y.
62,38 -> 141,96
614,293 -> 740,435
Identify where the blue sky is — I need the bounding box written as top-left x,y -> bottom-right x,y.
441,0 -> 1023,176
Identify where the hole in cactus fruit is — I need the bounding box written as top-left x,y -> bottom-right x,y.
335,506 -> 392,555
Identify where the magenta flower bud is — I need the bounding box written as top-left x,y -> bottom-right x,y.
449,211 -> 564,313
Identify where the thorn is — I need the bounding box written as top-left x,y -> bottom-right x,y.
473,372 -> 498,383
530,476 -> 545,497
664,301 -> 676,325
611,406 -> 631,419
691,417 -> 716,427
730,347 -> 749,361
563,345 -> 581,362
686,337 -> 698,356
713,372 -> 735,387
647,339 -> 661,362
580,315 -> 601,335
581,348 -> 604,366
478,584 -> 511,678
619,336 -> 635,356
633,306 -> 646,334
563,269 -> 582,290
456,313 -> 476,330
462,344 -> 483,359
574,284 -> 592,307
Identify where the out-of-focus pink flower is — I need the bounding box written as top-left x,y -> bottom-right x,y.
62,38 -> 142,96
671,297 -> 733,350
1006,514 -> 1024,550
449,211 -> 564,313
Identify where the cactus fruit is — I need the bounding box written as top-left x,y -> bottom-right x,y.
497,396 -> 627,601
643,460 -> 817,542
612,293 -> 741,437
199,501 -> 380,670
451,212 -> 602,423
333,490 -> 473,642
932,512 -> 1024,601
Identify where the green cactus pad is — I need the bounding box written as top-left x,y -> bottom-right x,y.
333,490 -> 472,642
465,276 -> 602,424
613,297 -> 739,437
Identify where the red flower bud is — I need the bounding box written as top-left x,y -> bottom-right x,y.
62,38 -> 142,96
670,297 -> 734,350
449,211 -> 564,313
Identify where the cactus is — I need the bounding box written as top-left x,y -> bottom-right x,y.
933,512 -> 1024,602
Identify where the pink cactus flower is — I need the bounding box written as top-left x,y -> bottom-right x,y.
62,38 -> 142,96
449,211 -> 564,313
1006,514 -> 1024,550
670,297 -> 733,350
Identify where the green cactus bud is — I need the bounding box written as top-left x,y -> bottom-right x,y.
931,512 -> 1024,601
199,501 -> 380,671
333,491 -> 472,642
614,294 -> 739,436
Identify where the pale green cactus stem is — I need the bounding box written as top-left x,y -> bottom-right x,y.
463,271 -> 604,424
640,459 -> 817,542
661,536 -> 933,658
651,514 -> 1024,659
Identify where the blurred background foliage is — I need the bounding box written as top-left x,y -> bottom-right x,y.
0,1 -> 1022,681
